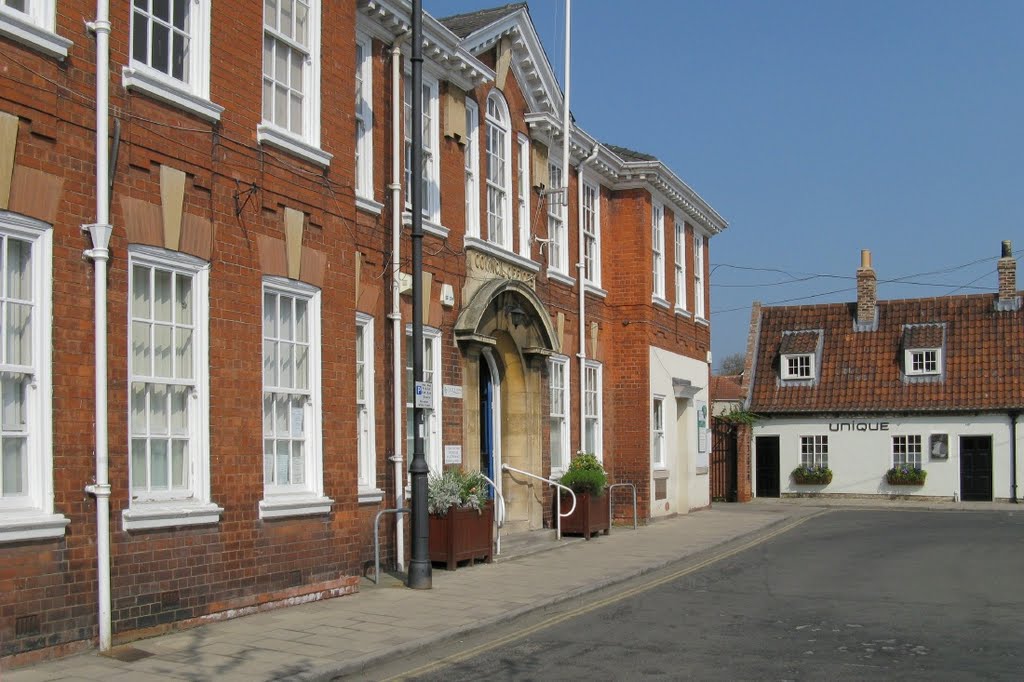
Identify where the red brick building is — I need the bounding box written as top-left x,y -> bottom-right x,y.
0,0 -> 726,661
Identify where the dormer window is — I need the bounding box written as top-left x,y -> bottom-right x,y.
778,330 -> 821,383
782,353 -> 814,379
901,324 -> 945,379
906,348 -> 940,375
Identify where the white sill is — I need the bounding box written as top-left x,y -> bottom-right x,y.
257,124 -> 333,168
0,510 -> 70,543
122,66 -> 224,122
696,466 -> 709,476
358,488 -> 386,504
402,212 -> 449,239
356,196 -> 384,216
464,237 -> 541,272
548,269 -> 575,287
675,307 -> 692,318
652,296 -> 671,310
122,500 -> 223,531
652,468 -> 670,480
259,493 -> 333,520
0,11 -> 71,60
584,282 -> 607,298
695,317 -> 710,327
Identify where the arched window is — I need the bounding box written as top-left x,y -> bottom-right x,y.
485,91 -> 512,250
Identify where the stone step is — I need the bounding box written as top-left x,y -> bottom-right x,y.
495,527 -> 585,562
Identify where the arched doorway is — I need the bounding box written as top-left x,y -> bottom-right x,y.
456,280 -> 558,532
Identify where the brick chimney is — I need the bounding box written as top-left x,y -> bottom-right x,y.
996,240 -> 1020,311
856,249 -> 877,329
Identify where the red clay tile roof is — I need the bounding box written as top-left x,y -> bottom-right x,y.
711,375 -> 744,402
747,293 -> 1024,414
779,330 -> 820,354
902,323 -> 944,349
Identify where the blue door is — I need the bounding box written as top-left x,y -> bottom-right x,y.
480,360 -> 494,494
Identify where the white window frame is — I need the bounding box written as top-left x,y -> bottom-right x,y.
259,277 -> 331,519
582,177 -> 601,287
800,435 -> 828,468
354,32 -> 374,201
517,134 -> 531,258
694,233 -> 706,319
583,360 -> 603,461
892,435 -> 923,468
547,159 -> 568,274
122,0 -> 222,122
905,348 -> 940,376
406,326 -> 442,475
548,355 -> 570,476
0,0 -> 71,60
464,99 -> 480,238
652,201 -> 665,301
356,313 -> 382,502
404,72 -> 441,224
0,213 -> 66,542
485,91 -> 513,251
258,0 -> 331,168
652,396 -> 665,469
124,245 -> 220,531
781,353 -> 815,380
674,219 -> 687,311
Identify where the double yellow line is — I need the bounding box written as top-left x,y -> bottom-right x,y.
382,510 -> 825,681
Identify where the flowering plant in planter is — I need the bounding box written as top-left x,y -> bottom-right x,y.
559,452 -> 608,496
791,464 -> 833,485
886,466 -> 927,485
427,468 -> 489,516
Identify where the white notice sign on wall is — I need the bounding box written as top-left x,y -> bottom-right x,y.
444,445 -> 462,465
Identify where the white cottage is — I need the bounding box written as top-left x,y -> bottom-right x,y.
744,243 -> 1023,502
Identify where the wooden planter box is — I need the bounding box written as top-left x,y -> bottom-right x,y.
428,502 -> 494,570
558,490 -> 610,540
886,478 -> 926,486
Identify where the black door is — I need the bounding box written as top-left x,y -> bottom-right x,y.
755,436 -> 780,498
960,436 -> 993,501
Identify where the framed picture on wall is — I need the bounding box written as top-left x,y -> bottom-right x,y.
930,433 -> 949,460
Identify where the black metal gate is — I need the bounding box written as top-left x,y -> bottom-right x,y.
755,436 -> 780,498
711,417 -> 738,502
960,435 -> 993,501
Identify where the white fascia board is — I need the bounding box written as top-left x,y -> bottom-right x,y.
358,0 -> 493,87
460,9 -> 563,116
615,160 -> 728,235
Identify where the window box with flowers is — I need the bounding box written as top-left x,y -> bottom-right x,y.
791,465 -> 833,485
886,466 -> 927,486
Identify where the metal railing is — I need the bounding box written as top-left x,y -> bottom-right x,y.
607,482 -> 638,530
372,507 -> 409,585
501,464 -> 576,540
478,472 -> 506,556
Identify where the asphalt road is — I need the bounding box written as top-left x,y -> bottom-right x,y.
351,509 -> 1024,681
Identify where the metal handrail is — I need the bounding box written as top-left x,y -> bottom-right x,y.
607,482 -> 638,530
372,507 -> 409,585
501,464 -> 576,540
478,472 -> 506,556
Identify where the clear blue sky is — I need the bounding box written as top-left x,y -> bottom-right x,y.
427,0 -> 1024,369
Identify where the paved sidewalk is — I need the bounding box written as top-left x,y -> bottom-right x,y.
9,498 -> 1009,682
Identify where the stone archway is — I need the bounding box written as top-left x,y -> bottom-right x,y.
456,279 -> 558,532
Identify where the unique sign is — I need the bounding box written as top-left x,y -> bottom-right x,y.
414,381 -> 433,408
444,445 -> 462,465
828,421 -> 890,432
443,384 -> 463,399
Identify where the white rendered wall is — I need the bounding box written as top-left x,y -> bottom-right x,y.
649,346 -> 711,516
752,414 -> 1022,500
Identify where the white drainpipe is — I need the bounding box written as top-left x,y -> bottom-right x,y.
576,145 -> 598,453
388,33 -> 409,570
83,0 -> 113,652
